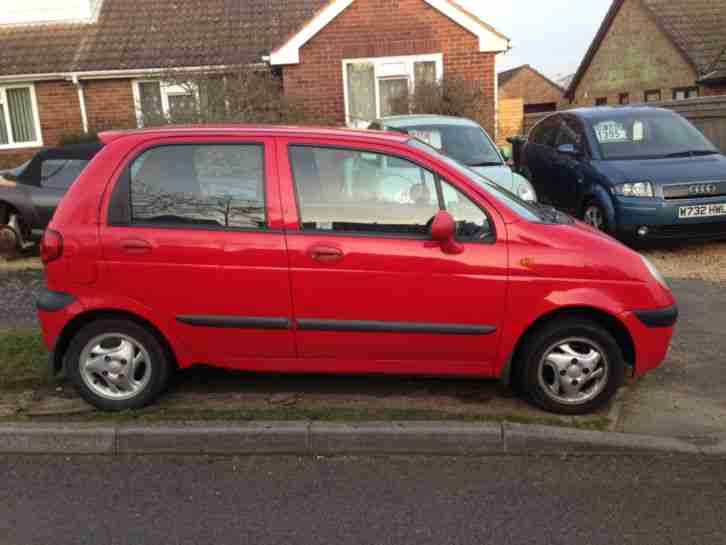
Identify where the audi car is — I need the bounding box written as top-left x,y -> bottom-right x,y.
521,107 -> 726,242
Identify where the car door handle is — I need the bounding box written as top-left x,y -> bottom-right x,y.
309,245 -> 344,262
120,239 -> 152,254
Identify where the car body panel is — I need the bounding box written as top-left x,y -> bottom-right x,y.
38,124 -> 675,386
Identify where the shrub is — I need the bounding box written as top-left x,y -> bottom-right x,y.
58,131 -> 100,147
389,75 -> 488,122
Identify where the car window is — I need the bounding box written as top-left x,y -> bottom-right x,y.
40,159 -> 89,189
129,144 -> 265,229
289,145 -> 438,237
555,117 -> 587,153
392,124 -> 502,167
530,117 -> 559,148
441,180 -> 492,241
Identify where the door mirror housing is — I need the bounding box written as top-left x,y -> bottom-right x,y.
557,143 -> 582,158
429,211 -> 463,255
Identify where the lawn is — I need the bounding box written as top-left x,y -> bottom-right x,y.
0,328 -> 48,390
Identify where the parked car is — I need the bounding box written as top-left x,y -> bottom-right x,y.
0,144 -> 102,255
369,115 -> 537,202
38,125 -> 677,414
521,107 -> 726,241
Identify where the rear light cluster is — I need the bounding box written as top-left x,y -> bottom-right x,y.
40,230 -> 63,264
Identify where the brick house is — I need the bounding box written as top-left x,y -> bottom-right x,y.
566,0 -> 726,106
0,0 -> 510,168
498,64 -> 565,114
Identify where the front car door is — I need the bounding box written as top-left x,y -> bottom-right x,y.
551,116 -> 590,213
277,137 -> 508,375
524,115 -> 560,204
100,136 -> 295,368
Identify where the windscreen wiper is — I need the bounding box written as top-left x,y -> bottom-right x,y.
663,150 -> 720,158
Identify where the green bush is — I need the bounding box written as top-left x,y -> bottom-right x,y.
58,131 -> 100,147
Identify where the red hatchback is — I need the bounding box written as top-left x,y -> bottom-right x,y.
37,125 -> 677,414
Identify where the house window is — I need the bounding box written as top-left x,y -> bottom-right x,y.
673,87 -> 699,100
343,54 -> 443,128
619,93 -> 630,105
133,80 -> 199,127
595,97 -> 608,106
0,84 -> 42,149
644,89 -> 662,102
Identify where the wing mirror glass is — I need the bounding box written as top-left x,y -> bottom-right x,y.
429,211 -> 463,255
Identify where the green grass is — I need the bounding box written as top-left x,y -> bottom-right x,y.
0,328 -> 48,390
7,406 -> 610,431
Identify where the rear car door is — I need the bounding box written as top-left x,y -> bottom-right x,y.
100,136 -> 295,367
277,138 -> 508,374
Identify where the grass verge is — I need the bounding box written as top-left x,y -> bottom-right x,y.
0,328 -> 48,390
5,406 -> 610,431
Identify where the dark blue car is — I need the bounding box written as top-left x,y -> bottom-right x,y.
521,107 -> 726,242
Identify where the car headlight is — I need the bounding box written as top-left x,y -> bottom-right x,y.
641,256 -> 668,288
516,180 -> 537,202
614,182 -> 654,198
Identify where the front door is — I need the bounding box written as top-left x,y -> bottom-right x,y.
278,139 -> 507,374
100,137 -> 295,367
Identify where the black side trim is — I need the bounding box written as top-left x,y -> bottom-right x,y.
36,289 -> 76,312
176,315 -> 290,330
634,305 -> 679,328
297,319 -> 496,336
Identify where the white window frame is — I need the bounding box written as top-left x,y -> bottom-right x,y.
0,83 -> 43,150
342,53 -> 444,128
132,80 -> 200,127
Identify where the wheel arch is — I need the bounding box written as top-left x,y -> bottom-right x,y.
52,309 -> 179,377
500,306 -> 635,385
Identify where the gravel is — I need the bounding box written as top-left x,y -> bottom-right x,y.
0,268 -> 44,328
640,240 -> 726,282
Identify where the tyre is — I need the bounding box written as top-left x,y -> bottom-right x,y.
517,319 -> 625,415
65,319 -> 173,411
582,199 -> 612,234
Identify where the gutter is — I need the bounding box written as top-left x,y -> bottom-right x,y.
71,74 -> 89,134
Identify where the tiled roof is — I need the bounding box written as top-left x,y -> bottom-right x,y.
498,64 -> 565,92
0,0 -> 328,76
567,0 -> 726,97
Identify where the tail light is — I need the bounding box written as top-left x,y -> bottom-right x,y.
40,230 -> 63,264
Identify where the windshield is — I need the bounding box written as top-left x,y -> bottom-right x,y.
394,124 -> 503,167
591,111 -> 719,160
408,139 -> 544,222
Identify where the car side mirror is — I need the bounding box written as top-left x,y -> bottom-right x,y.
557,143 -> 581,157
429,211 -> 463,255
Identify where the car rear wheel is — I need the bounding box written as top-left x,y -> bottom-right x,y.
66,319 -> 173,411
517,319 -> 625,415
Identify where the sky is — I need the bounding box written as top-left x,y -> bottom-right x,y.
458,0 -> 613,82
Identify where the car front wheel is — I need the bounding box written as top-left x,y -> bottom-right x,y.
582,200 -> 613,234
66,319 -> 173,411
517,319 -> 625,415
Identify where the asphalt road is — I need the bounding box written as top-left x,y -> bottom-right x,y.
2,454 -> 726,545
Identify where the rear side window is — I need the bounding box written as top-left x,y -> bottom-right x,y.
129,144 -> 265,229
41,159 -> 89,189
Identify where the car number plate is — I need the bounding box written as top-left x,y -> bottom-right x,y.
678,203 -> 726,218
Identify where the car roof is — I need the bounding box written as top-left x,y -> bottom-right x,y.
99,124 -> 412,145
379,115 -> 480,128
564,106 -> 676,121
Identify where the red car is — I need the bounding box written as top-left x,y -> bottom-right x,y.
37,125 -> 677,414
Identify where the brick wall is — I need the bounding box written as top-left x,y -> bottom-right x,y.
499,68 -> 564,109
571,0 -> 699,106
35,80 -> 84,146
703,84 -> 726,97
281,0 -> 498,136
84,78 -> 136,132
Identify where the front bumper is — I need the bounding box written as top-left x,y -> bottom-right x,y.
622,305 -> 678,376
615,196 -> 726,240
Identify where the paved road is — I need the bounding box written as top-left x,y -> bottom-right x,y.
2,454 -> 725,545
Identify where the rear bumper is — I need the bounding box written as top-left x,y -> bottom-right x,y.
36,288 -> 81,379
622,306 -> 677,376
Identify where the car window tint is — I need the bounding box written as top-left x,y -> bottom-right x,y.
289,145 -> 438,237
40,159 -> 89,189
130,144 -> 265,229
441,180 -> 492,241
530,117 -> 559,147
555,118 -> 585,150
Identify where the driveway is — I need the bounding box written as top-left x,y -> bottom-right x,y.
1,264 -> 724,438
